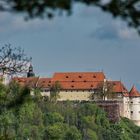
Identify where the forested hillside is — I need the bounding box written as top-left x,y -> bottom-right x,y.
0,82 -> 140,140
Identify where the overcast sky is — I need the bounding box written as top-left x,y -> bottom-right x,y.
0,3 -> 140,90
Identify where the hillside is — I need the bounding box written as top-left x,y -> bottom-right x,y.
0,82 -> 140,140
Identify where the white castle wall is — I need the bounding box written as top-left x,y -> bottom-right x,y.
123,97 -> 130,119
129,97 -> 140,126
57,90 -> 92,101
122,96 -> 140,126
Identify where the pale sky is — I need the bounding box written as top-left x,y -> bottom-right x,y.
0,3 -> 140,90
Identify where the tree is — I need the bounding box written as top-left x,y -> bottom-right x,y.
46,112 -> 64,125
64,126 -> 82,140
91,81 -> 113,100
50,81 -> 61,102
0,44 -> 30,76
17,101 -> 44,140
0,1 -> 140,34
0,110 -> 15,140
45,123 -> 67,140
86,129 -> 98,140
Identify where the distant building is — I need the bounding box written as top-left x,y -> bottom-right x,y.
12,66 -> 140,126
123,86 -> 140,126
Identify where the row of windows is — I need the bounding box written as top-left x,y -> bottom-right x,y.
65,90 -> 94,92
126,111 -> 140,114
41,90 -> 94,92
41,89 -> 49,92
130,111 -> 140,114
65,75 -> 97,79
125,101 -> 140,104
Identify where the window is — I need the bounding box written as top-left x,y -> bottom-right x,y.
72,80 -> 75,82
66,76 -> 69,78
79,76 -> 82,78
113,83 -> 116,86
131,111 -> 133,114
71,85 -> 74,88
139,111 -> 140,113
91,85 -> 93,87
131,102 -> 133,104
93,75 -> 96,78
49,81 -> 51,83
84,80 -> 87,82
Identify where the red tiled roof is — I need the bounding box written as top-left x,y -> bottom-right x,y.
13,77 -> 52,89
13,73 -> 130,94
108,81 -> 128,93
123,93 -> 129,97
129,86 -> 140,97
13,77 -> 39,88
59,81 -> 102,90
52,72 -> 105,82
37,78 -> 52,88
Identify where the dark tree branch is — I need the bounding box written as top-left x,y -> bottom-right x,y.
0,44 -> 30,76
0,0 -> 140,34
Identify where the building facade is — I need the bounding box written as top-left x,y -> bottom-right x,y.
12,70 -> 140,126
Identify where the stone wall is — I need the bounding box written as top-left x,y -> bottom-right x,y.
95,100 -> 122,123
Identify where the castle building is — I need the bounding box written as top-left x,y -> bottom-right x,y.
27,64 -> 35,78
123,86 -> 140,126
13,72 -> 128,101
12,66 -> 140,126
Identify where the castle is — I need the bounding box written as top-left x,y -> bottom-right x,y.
11,65 -> 140,126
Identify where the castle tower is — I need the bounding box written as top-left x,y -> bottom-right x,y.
129,86 -> 140,126
123,92 -> 130,119
27,64 -> 35,78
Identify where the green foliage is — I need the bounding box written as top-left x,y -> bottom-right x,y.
0,82 -> 140,140
0,110 -> 15,139
45,123 -> 67,140
17,101 -> 44,140
86,129 -> 98,140
64,126 -> 82,140
50,81 -> 61,102
46,112 -> 64,125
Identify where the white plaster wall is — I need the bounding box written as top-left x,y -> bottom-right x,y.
57,90 -> 92,101
41,91 -> 50,97
133,120 -> 140,126
122,97 -> 130,119
129,97 -> 140,121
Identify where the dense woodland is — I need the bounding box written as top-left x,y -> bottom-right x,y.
0,81 -> 140,140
